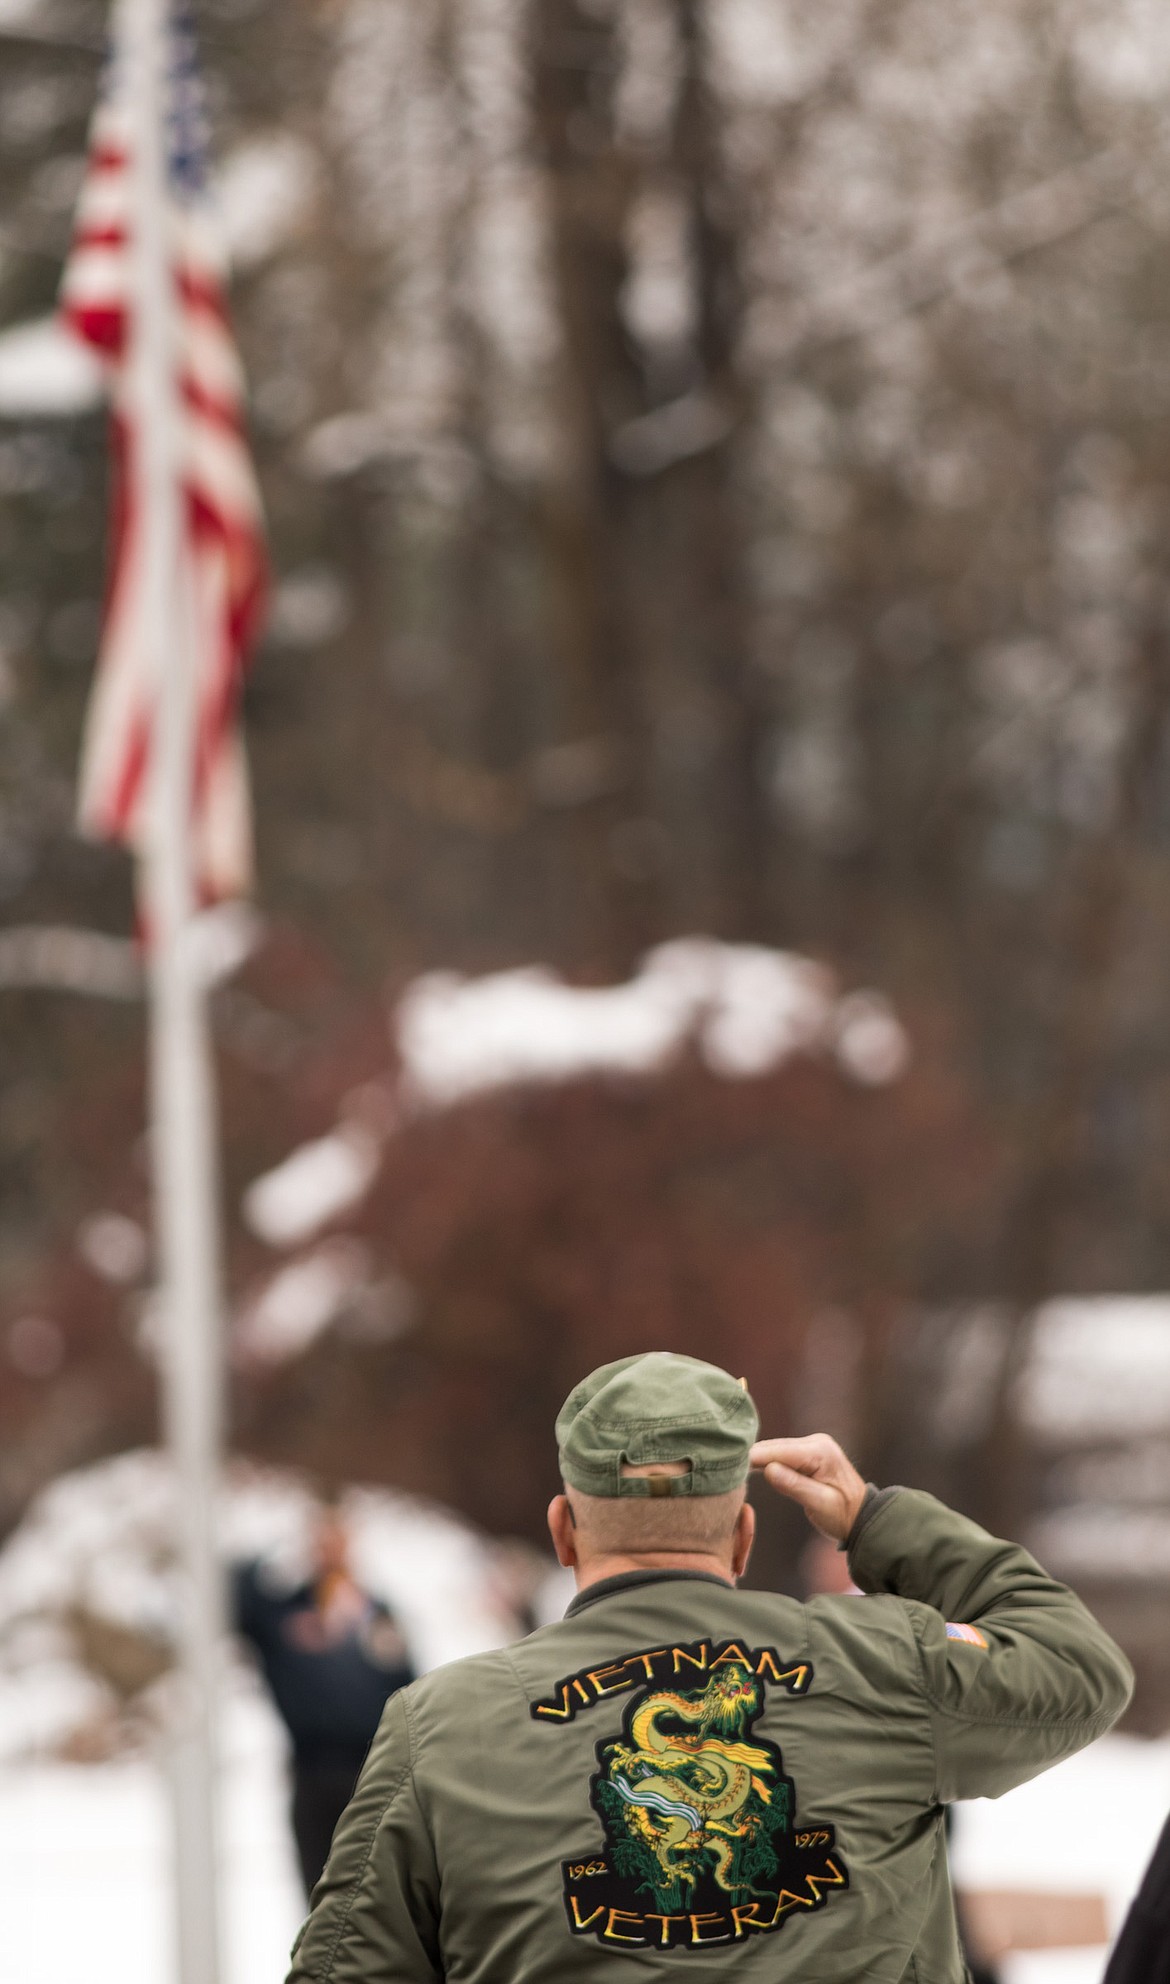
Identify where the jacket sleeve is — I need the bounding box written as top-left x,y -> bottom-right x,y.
285,1689 -> 441,1984
847,1486 -> 1133,1803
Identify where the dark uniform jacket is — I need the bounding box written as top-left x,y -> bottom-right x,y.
235,1562 -> 415,1768
1104,1808 -> 1170,1984
286,1487 -> 1132,1984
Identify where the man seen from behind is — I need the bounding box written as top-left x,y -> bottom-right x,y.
287,1351 -> 1132,1981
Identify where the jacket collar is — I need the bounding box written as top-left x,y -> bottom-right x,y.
564,1567 -> 735,1617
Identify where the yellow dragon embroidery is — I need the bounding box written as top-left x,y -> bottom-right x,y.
600,1668 -> 778,1899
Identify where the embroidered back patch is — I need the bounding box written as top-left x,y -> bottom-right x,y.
945,1622 -> 989,1648
531,1639 -> 848,1952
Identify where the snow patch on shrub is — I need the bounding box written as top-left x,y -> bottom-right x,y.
396,938 -> 910,1106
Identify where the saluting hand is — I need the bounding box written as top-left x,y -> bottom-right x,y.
749,1433 -> 868,1544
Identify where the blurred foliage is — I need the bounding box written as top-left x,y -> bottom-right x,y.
3,0 -> 1170,1566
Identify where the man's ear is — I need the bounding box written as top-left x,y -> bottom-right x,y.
548,1493 -> 578,1570
730,1498 -> 755,1582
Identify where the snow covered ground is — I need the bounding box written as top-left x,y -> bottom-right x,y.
0,1682 -> 304,1984
3,1398 -> 1167,1980
952,1735 -> 1170,1983
0,1452 -> 530,1981
0,1449 -> 1161,1984
1,1709 -> 1164,1983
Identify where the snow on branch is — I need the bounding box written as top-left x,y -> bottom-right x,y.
396,938 -> 909,1108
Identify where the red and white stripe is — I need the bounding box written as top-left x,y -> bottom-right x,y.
60,53 -> 266,903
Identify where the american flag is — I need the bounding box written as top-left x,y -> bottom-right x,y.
61,1 -> 267,904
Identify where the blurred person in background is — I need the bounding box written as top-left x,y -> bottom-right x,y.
800,1528 -> 862,1598
235,1499 -> 415,1895
1103,1806 -> 1170,1984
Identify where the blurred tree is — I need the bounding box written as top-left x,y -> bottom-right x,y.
4,0 -> 1170,1568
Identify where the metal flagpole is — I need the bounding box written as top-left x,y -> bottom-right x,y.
122,0 -> 225,1979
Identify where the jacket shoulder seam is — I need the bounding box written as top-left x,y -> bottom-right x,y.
500,1644 -> 536,1715
894,1597 -> 943,1803
925,1697 -> 1120,1735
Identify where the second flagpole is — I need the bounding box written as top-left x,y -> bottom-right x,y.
123,0 -> 226,1979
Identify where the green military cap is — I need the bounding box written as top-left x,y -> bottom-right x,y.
556,1351 -> 759,1498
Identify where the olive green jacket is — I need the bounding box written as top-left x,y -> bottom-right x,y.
286,1488 -> 1132,1984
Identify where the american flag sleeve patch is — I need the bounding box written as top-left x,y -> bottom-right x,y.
945,1622 -> 989,1648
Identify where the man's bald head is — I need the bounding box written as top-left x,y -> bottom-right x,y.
566,1461 -> 746,1555
549,1460 -> 754,1586
550,1356 -> 759,1588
